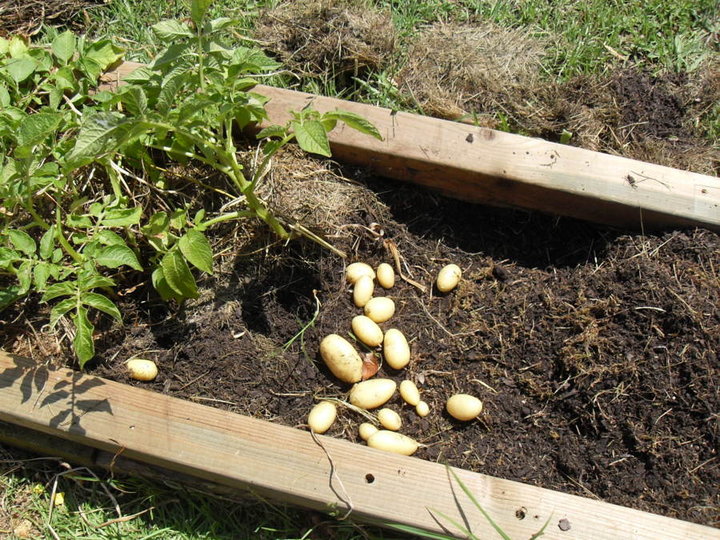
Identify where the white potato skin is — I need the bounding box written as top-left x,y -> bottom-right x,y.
364,297 -> 395,323
359,422 -> 379,441
399,380 -> 421,406
415,401 -> 430,417
383,329 -> 410,370
446,394 -> 483,421
377,408 -> 402,431
346,262 -> 375,283
367,430 -> 418,455
436,264 -> 462,293
352,316 -> 384,347
349,378 -> 397,409
307,401 -> 337,434
376,263 -> 395,289
126,359 -> 158,381
353,275 -> 374,307
319,334 -> 363,383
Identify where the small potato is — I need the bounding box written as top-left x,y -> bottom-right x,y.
126,358 -> 158,381
352,316 -> 384,347
346,262 -> 375,284
320,334 -> 363,383
446,394 -> 483,421
359,422 -> 379,441
415,401 -> 430,417
367,430 -> 418,456
353,275 -> 374,307
377,408 -> 402,431
399,380 -> 420,406
383,329 -> 410,370
308,401 -> 337,434
364,297 -> 395,323
349,378 -> 397,409
376,263 -> 395,289
436,264 -> 462,293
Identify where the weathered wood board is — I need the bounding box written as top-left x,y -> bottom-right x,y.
1,351 -> 717,539
102,62 -> 720,231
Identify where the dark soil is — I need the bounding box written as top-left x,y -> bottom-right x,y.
75,171 -> 720,529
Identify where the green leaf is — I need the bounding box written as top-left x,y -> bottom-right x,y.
65,113 -> 145,169
0,85 -> 10,108
118,85 -> 148,116
42,281 -> 76,302
190,0 -> 212,26
52,31 -> 76,64
0,284 -> 23,311
292,120 -> 331,157
160,250 -> 198,299
16,111 -> 63,148
83,292 -> 122,322
322,110 -> 383,140
92,244 -> 143,271
0,247 -> 20,268
151,266 -> 181,302
178,229 -> 213,274
5,57 -> 36,83
49,297 -> 76,328
39,226 -> 56,259
78,274 -> 115,291
17,260 -> 33,294
95,230 -> 126,246
256,125 -> 286,139
152,20 -> 194,40
8,229 -> 36,256
207,17 -> 234,32
101,206 -> 142,227
33,262 -> 51,290
79,40 -> 123,80
72,305 -> 95,367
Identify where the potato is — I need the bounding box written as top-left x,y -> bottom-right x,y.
376,263 -> 395,289
352,316 -> 384,347
436,264 -> 462,293
367,430 -> 418,456
415,400 -> 430,417
446,394 -> 483,421
349,378 -> 397,409
307,401 -> 337,434
126,358 -> 158,381
383,329 -> 410,370
346,262 -> 375,284
353,275 -> 374,307
399,380 -> 420,406
320,334 -> 363,383
359,422 -> 379,441
364,297 -> 395,323
377,408 -> 402,431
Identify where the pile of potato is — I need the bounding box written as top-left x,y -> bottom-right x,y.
309,261 -> 484,455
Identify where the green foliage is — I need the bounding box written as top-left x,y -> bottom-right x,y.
0,0 -> 381,367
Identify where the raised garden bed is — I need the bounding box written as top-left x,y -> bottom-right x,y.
2,61 -> 719,537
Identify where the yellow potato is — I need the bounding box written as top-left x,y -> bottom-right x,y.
307,401 -> 337,434
383,329 -> 410,370
346,262 -> 375,283
399,380 -> 420,406
358,422 -> 379,441
367,430 -> 418,456
364,297 -> 395,323
126,358 -> 158,381
353,275 -> 374,307
415,400 -> 430,417
376,263 -> 395,289
349,378 -> 397,409
377,408 -> 402,431
436,264 -> 462,293
320,334 -> 363,383
352,315 -> 384,347
446,394 -> 483,421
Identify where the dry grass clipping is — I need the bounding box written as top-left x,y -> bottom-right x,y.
254,0 -> 396,82
0,0 -> 100,36
397,22 -> 548,123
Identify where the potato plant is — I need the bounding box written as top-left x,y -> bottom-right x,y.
0,0 -> 381,367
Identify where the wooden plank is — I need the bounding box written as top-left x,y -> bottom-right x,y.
1,351 -> 716,539
102,62 -> 720,231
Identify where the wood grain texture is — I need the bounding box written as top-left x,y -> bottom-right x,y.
1,351 -> 717,539
101,62 -> 720,231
